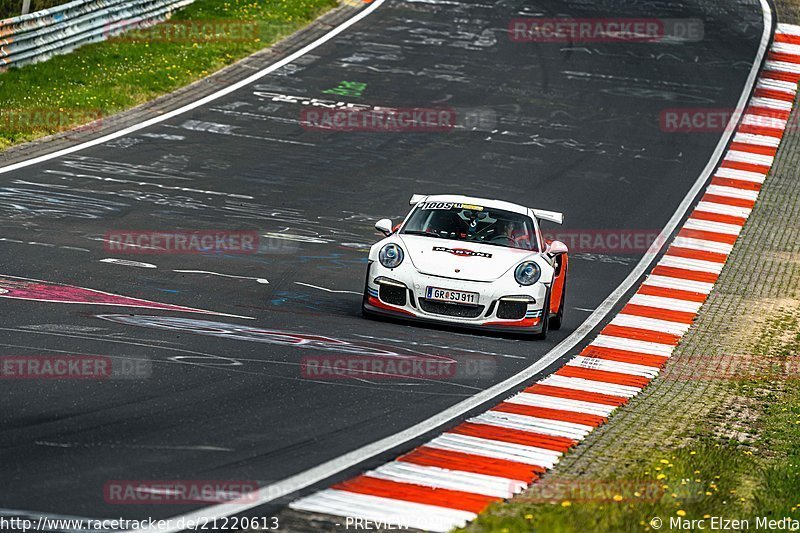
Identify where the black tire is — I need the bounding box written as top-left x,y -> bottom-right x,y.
549,277 -> 566,330
361,263 -> 374,318
534,290 -> 550,340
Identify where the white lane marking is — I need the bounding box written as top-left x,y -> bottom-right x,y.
741,113 -> 787,129
658,255 -> 726,274
466,408 -> 578,437
611,313 -> 691,335
100,258 -> 158,268
628,293 -> 703,312
733,132 -> 781,146
0,3 -> 385,177
672,234 -> 735,254
295,281 -> 361,295
693,201 -> 751,219
764,60 -> 800,75
568,355 -> 661,378
290,491 -> 475,533
366,462 -> 524,498
262,232 -> 329,244
723,149 -> 773,166
715,166 -> 768,183
173,270 -> 269,284
642,274 -> 715,294
778,22 -> 800,34
538,375 -> 642,398
756,76 -> 797,93
771,41 -> 800,56
0,238 -> 91,253
353,334 -> 525,359
133,0 -> 775,530
592,335 -> 675,357
471,412 -> 593,440
706,184 -> 760,201
140,133 -> 186,140
684,218 -> 743,235
427,433 -> 562,468
506,392 -> 616,417
45,169 -> 254,199
749,95 -> 795,110
34,441 -> 233,452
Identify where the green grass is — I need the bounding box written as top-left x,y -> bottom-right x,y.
462,310 -> 800,533
0,0 -> 338,150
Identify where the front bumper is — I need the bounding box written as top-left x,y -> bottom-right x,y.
363,261 -> 549,333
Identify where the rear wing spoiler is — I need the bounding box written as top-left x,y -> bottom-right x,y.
532,209 -> 563,225
409,195 -> 562,224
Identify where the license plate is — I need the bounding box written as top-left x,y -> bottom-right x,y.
426,287 -> 479,305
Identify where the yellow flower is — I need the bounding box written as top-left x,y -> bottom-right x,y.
525,514 -> 533,520
660,459 -> 670,464
657,474 -> 667,480
677,510 -> 687,517
561,501 -> 571,507
613,495 -> 623,502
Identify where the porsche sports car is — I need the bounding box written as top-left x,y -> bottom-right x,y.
362,194 -> 568,338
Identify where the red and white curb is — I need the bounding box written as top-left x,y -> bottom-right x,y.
289,23 -> 800,533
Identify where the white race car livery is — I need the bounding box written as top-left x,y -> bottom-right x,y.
362,194 -> 569,338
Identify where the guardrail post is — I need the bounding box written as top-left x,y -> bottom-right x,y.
2,0 -> 197,70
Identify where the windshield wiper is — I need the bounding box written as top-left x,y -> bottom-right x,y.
401,230 -> 434,237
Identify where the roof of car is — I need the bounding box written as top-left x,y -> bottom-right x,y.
417,195 -> 531,216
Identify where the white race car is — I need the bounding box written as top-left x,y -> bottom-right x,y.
362,194 -> 569,338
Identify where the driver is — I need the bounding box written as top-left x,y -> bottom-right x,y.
493,219 -> 529,249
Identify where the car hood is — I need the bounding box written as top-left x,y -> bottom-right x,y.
398,234 -> 537,282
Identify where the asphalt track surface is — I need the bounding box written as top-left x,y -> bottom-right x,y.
0,0 -> 766,528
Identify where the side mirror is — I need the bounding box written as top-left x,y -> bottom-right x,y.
375,218 -> 393,236
548,240 -> 568,255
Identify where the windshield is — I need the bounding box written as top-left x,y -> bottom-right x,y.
401,202 -> 538,251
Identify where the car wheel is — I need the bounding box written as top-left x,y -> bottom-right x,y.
534,290 -> 550,340
549,277 -> 566,330
362,264 -> 374,318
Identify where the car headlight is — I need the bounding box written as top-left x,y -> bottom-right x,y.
379,243 -> 404,269
515,261 -> 541,286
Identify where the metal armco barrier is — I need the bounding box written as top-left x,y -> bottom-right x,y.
0,0 -> 195,69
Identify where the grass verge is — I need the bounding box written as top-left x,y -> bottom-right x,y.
0,0 -> 339,150
460,309 -> 800,532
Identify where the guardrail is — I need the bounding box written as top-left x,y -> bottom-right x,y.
0,0 -> 195,70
